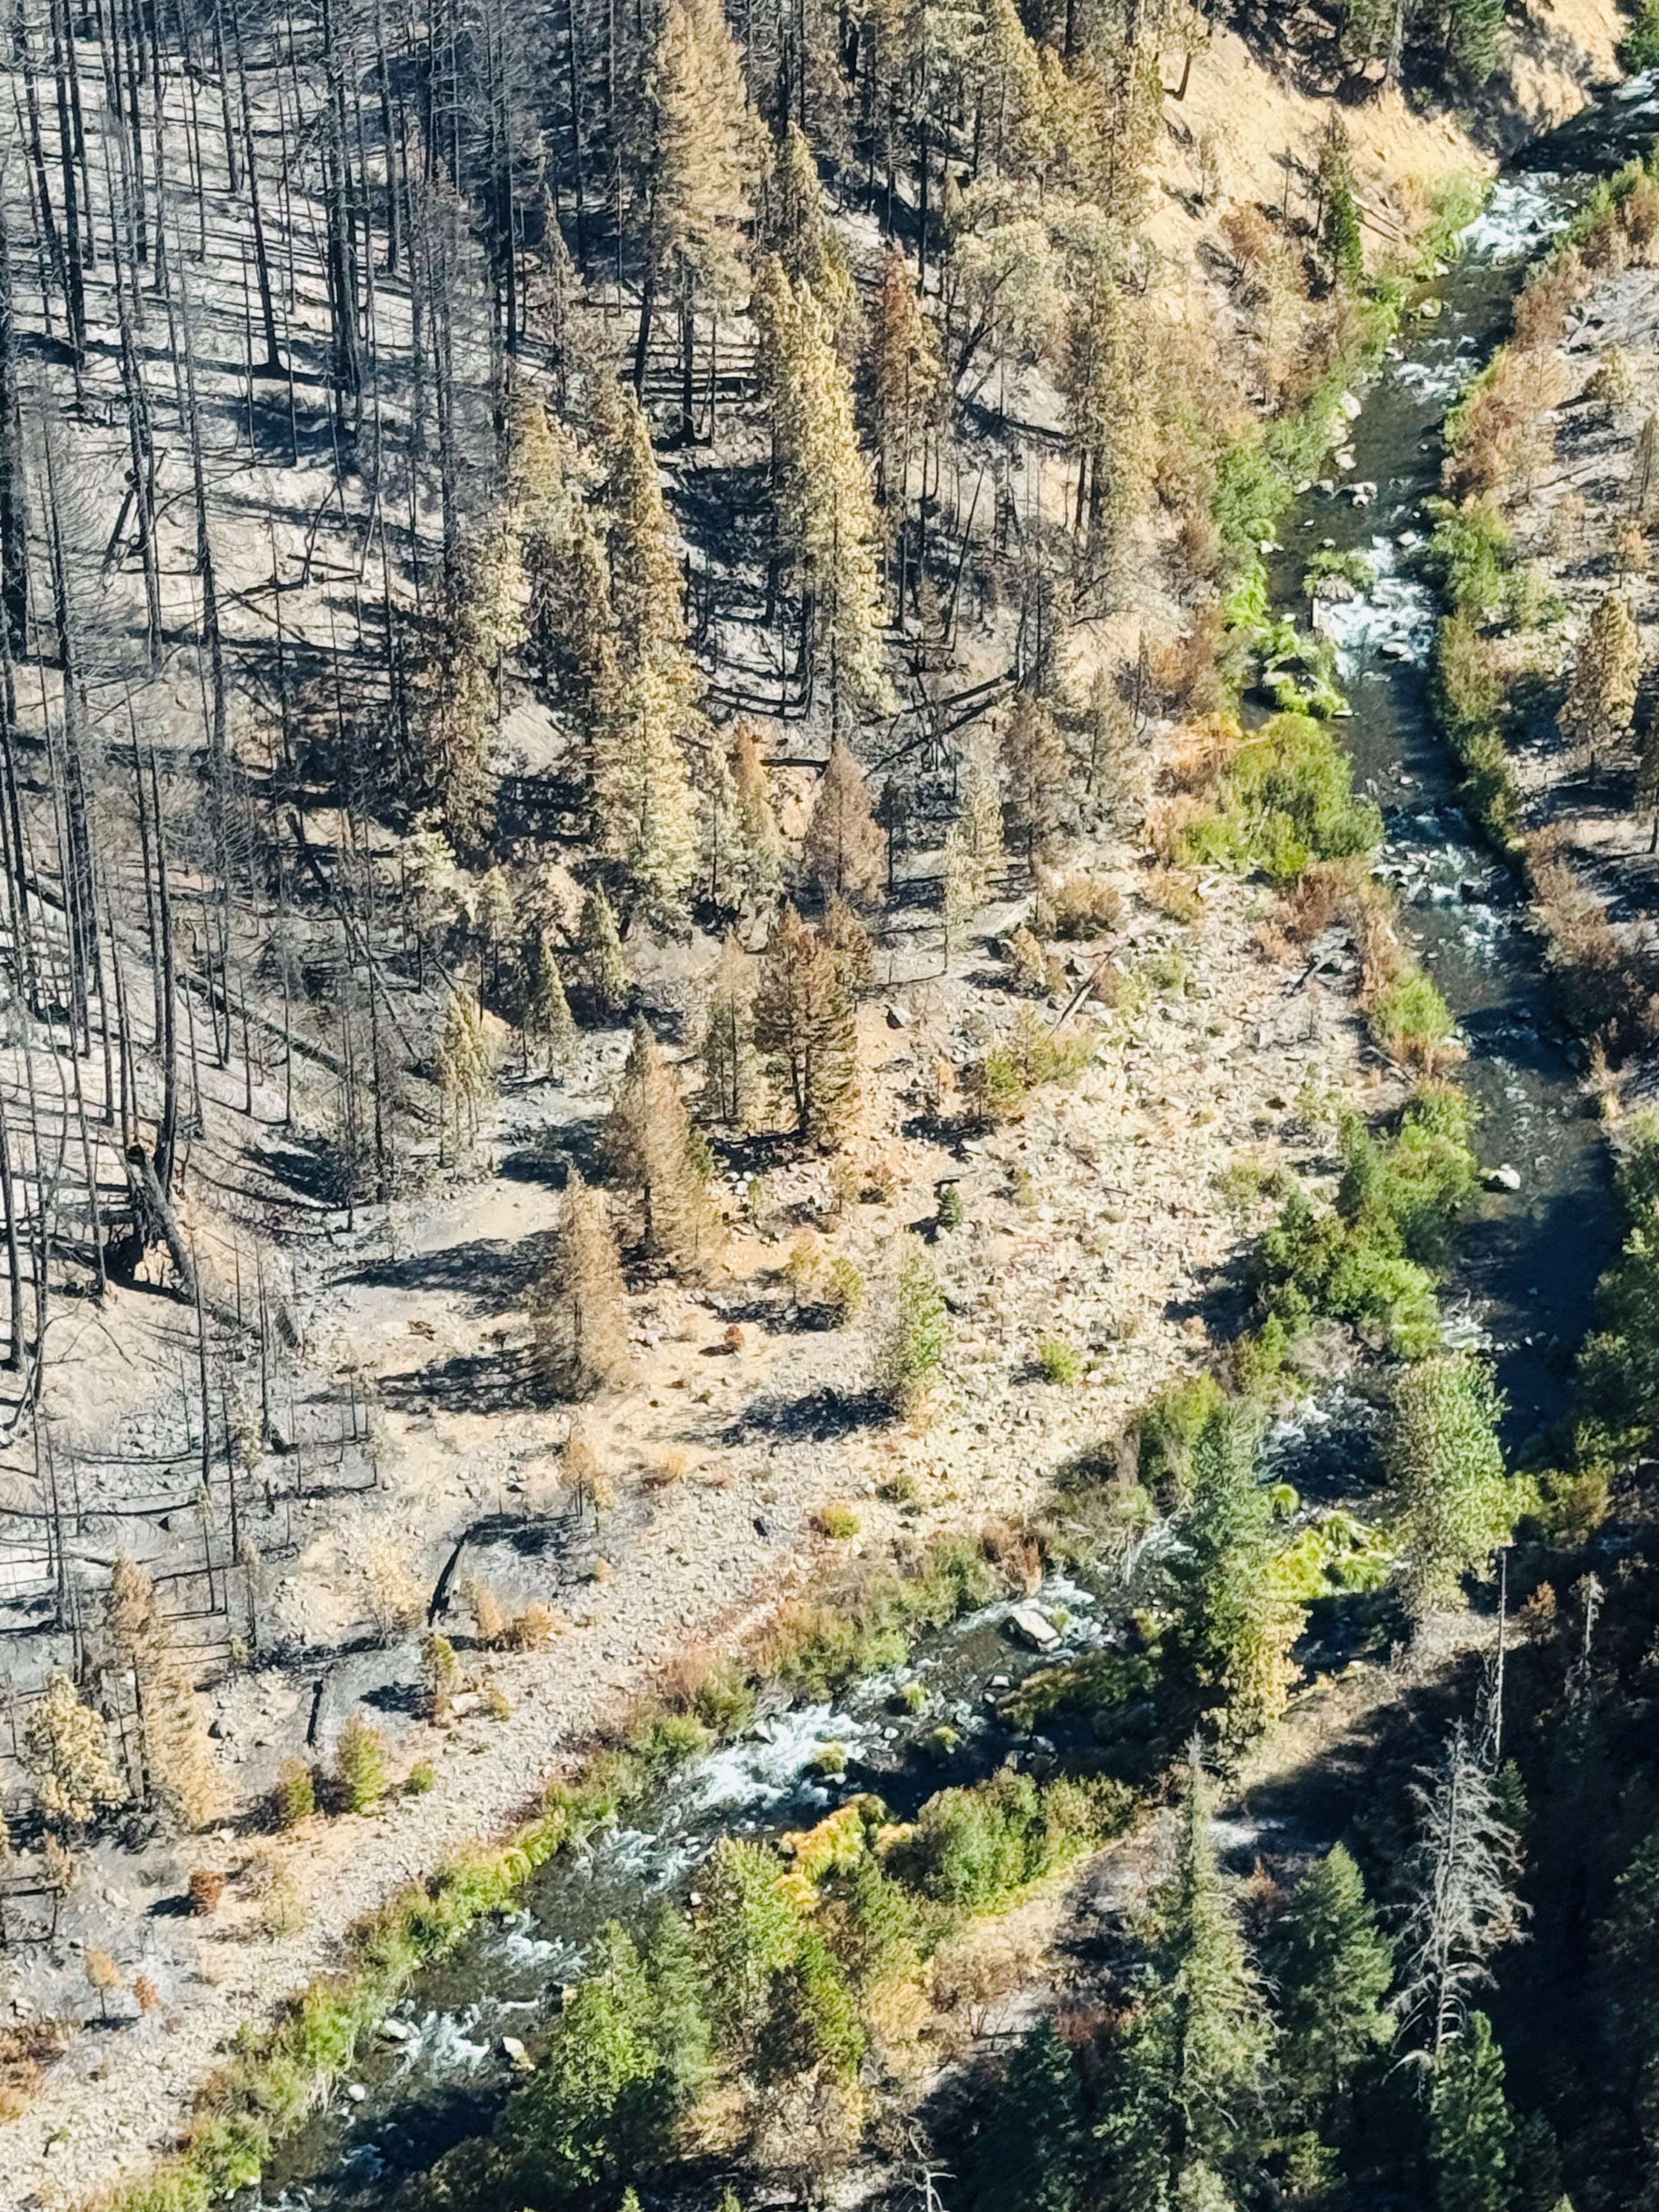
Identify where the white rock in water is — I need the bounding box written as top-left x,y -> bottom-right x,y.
1340,391 -> 1363,420
379,2018 -> 414,2043
346,2083 -> 368,2103
1008,1603 -> 1060,1651
501,2036 -> 534,2071
1418,296 -> 1443,319
1486,1164 -> 1522,1192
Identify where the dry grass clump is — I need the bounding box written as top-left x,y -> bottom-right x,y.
1142,866 -> 1205,924
644,1443 -> 693,1488
1047,872 -> 1122,940
1166,711 -> 1246,795
978,1516 -> 1043,1593
1527,826 -> 1651,1055
0,2018 -> 71,2120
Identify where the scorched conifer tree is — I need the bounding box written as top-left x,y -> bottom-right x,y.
601,1022 -> 723,1274
753,902 -> 860,1147
537,1170 -> 630,1398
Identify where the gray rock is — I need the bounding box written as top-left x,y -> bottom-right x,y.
1008,1603 -> 1060,1651
884,1003 -> 911,1030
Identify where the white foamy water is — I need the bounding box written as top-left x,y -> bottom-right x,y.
1316,537 -> 1436,669
1393,334 -> 1481,404
689,1701 -> 883,1812
1459,173 -> 1568,261
407,2009 -> 492,2075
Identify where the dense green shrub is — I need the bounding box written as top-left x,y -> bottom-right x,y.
1136,1372 -> 1231,1510
1621,1 -> 1659,74
1426,499 -> 1511,623
896,1769 -> 1121,1912
1182,712 -> 1382,881
1250,1090 -> 1476,1357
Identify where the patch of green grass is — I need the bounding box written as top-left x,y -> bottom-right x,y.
1036,1336 -> 1084,1386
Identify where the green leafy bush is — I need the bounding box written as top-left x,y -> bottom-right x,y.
1181,712 -> 1381,881
895,1769 -> 1124,1912
1621,0 -> 1659,71
1248,1086 -> 1477,1361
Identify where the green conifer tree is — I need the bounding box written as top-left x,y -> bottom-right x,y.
524,929 -> 578,1074
1431,2012 -> 1515,2212
1389,1352 -> 1512,1624
873,1235 -> 948,1418
1270,1843 -> 1395,2117
592,658 -> 699,929
732,720 -> 786,908
1099,1753 -> 1271,2207
971,2017 -> 1086,2212
700,929 -> 763,1129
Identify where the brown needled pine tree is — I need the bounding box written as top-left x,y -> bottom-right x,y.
1561,588 -> 1640,780
535,1170 -> 630,1398
753,904 -> 860,1149
601,1022 -> 724,1275
803,742 -> 885,907
700,929 -> 762,1129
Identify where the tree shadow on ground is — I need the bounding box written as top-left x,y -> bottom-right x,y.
724,1384 -> 888,1443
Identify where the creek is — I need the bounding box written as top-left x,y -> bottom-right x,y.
248,82 -> 1659,2209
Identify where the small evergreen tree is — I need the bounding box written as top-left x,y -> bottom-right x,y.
874,1236 -> 948,1418
438,984 -> 494,1163
1270,1843 -> 1395,2117
592,659 -> 699,930
971,2017 -> 1086,2212
731,721 -> 785,908
1390,1352 -> 1512,1624
821,893 -> 875,997
753,259 -> 893,724
867,241 -> 941,507
1000,692 -> 1065,860
1167,1400 -> 1308,1749
1316,113 -> 1363,289
1099,1752 -> 1270,2207
334,1714 -> 387,1813
523,929 -> 578,1073
753,903 -> 861,1148
535,1170 -> 631,1398
1431,2011 -> 1515,2212
699,929 -> 762,1128
578,885 -> 631,1014
25,1674 -> 127,1832
1446,0 -> 1504,84
765,122 -> 852,320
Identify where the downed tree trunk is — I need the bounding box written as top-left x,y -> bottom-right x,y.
107,1143 -> 195,1300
